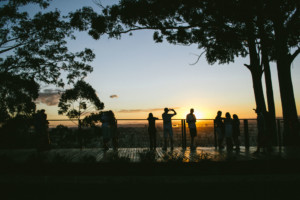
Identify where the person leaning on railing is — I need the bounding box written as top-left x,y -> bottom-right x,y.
100,111 -> 110,151
33,109 -> 50,151
108,110 -> 118,151
147,113 -> 158,151
232,114 -> 240,151
214,111 -> 225,149
224,112 -> 233,151
186,108 -> 197,150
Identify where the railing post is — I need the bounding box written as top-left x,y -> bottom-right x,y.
277,119 -> 281,148
244,119 -> 249,150
78,119 -> 82,148
213,120 -> 217,148
181,119 -> 184,149
183,119 -> 187,149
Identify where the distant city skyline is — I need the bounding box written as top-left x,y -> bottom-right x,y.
24,0 -> 300,120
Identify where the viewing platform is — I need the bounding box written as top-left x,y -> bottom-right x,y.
0,146 -> 297,164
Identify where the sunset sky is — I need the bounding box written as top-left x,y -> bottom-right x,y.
22,0 -> 300,120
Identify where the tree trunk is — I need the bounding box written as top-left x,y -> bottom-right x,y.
250,69 -> 267,114
272,0 -> 300,146
245,20 -> 267,114
256,2 -> 278,146
263,57 -> 278,145
276,59 -> 299,146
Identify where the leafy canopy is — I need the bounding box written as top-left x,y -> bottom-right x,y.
70,0 -> 299,66
0,0 -> 95,87
70,0 -> 250,65
0,72 -> 39,122
58,80 -> 104,120
0,0 -> 96,120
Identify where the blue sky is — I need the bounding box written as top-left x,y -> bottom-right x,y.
15,0 -> 300,119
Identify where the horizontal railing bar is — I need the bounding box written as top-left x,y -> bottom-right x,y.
47,118 -> 284,121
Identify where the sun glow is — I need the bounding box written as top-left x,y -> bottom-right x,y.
183,109 -> 204,119
193,111 -> 204,119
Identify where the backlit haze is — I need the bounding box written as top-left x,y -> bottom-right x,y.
28,0 -> 300,120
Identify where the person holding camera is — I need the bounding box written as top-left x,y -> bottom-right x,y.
162,107 -> 177,151
147,113 -> 158,151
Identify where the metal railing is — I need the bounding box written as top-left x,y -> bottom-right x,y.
44,118 -> 285,149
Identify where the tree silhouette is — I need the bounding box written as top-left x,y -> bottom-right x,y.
82,112 -> 102,127
266,0 -> 300,145
70,0 -> 299,145
0,0 -> 96,122
58,80 -> 104,128
0,0 -> 95,86
0,72 -> 39,122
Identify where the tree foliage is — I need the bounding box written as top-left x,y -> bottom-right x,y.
70,0 -> 299,66
82,112 -> 102,127
58,80 -> 104,122
0,0 -> 97,120
70,1 -> 252,65
0,72 -> 39,122
0,0 -> 95,86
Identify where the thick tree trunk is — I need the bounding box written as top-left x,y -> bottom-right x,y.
250,69 -> 267,114
272,0 -> 300,146
276,59 -> 299,146
256,4 -> 278,146
263,58 -> 277,145
246,20 -> 267,114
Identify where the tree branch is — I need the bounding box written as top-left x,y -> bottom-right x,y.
0,37 -> 20,47
93,0 -> 105,9
290,47 -> 300,63
244,64 -> 251,71
286,7 -> 299,30
0,43 -> 24,54
189,51 -> 206,65
114,25 -> 195,34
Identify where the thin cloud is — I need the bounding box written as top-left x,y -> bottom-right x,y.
35,89 -> 63,106
110,95 -> 118,98
118,107 -> 180,113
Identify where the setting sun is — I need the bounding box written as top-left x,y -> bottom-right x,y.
193,111 -> 204,119
183,109 -> 204,119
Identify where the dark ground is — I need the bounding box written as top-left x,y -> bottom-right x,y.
1,147 -> 300,199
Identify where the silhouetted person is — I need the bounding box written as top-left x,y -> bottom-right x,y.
214,111 -> 224,149
100,111 -> 110,151
224,112 -> 233,151
147,113 -> 158,151
162,108 -> 176,151
232,114 -> 240,151
108,110 -> 118,151
33,109 -> 50,151
186,108 -> 197,150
